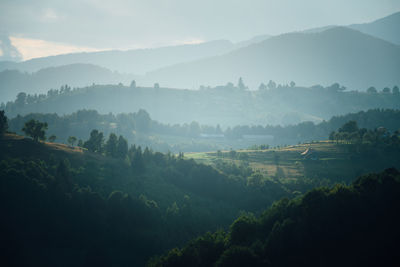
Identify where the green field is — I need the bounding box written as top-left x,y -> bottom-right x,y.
185,141 -> 400,184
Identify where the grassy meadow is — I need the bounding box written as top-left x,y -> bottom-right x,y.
185,141 -> 399,184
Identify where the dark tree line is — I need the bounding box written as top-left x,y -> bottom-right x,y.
329,120 -> 400,148
149,168 -> 400,267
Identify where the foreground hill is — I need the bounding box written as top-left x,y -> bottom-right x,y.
146,27 -> 400,90
0,133 -> 291,266
1,129 -> 399,266
150,168 -> 400,267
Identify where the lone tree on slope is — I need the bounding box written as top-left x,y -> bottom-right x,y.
22,119 -> 48,142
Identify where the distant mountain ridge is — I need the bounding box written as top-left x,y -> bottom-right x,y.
301,12 -> 400,45
0,64 -> 134,101
1,12 -> 398,74
0,36 -> 275,75
234,34 -> 271,49
0,40 -> 235,74
349,11 -> 400,45
144,26 -> 400,90
0,12 -> 399,100
1,27 -> 399,102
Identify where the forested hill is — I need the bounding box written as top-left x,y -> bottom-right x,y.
0,133 -> 290,266
3,82 -> 400,127
1,120 -> 400,266
149,168 -> 400,267
6,108 -> 400,152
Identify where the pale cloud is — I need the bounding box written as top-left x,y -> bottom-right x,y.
177,38 -> 205,45
148,38 -> 205,49
1,0 -> 398,60
1,0 -> 399,50
42,8 -> 59,21
0,47 -> 3,57
9,36 -> 104,61
8,35 -> 205,60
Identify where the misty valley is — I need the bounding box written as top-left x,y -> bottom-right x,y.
1,5 -> 400,267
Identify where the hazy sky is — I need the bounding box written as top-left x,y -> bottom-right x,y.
1,0 -> 399,60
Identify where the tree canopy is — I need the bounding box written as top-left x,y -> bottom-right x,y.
83,129 -> 104,153
149,168 -> 400,267
0,110 -> 8,136
22,119 -> 48,142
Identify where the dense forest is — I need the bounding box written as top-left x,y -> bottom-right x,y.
1,110 -> 400,266
149,168 -> 400,267
0,132 -> 288,266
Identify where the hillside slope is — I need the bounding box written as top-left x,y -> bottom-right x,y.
0,133 -> 290,266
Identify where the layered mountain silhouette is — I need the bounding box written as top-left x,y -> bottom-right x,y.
0,36 -> 275,76
302,12 -> 400,45
0,12 -> 399,102
0,40 -> 235,74
144,27 -> 400,90
349,11 -> 400,45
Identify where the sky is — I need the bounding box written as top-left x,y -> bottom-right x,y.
0,0 -> 399,61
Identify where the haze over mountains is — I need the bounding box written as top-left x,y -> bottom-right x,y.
0,40 -> 235,74
303,11 -> 400,45
0,64 -> 134,101
147,27 -> 400,90
349,11 -> 400,45
0,12 -> 399,102
2,3 -> 400,266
